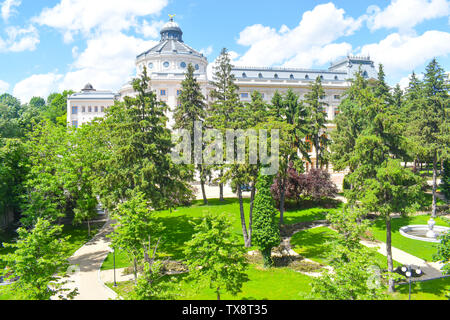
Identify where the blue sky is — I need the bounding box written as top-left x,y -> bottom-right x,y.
0,0 -> 449,103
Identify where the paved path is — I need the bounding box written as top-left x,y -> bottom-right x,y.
360,239 -> 444,280
56,221 -> 117,300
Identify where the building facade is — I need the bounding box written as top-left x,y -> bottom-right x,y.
67,16 -> 378,170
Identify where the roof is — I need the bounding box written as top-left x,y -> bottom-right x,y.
136,17 -> 204,59
68,90 -> 117,101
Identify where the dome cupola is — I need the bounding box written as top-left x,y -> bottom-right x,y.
160,15 -> 183,42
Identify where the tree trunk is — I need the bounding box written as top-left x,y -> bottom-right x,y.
216,287 -> 220,301
262,247 -> 273,268
200,178 -> 208,205
237,184 -> 250,247
432,151 -> 438,218
133,258 -> 138,285
386,216 -> 395,293
248,183 -> 256,247
87,219 -> 91,238
219,170 -> 224,201
279,178 -> 286,226
315,139 -> 320,169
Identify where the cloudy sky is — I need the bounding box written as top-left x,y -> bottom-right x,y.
0,0 -> 449,103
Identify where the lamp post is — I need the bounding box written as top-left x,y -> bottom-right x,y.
400,265 -> 422,300
113,247 -> 117,288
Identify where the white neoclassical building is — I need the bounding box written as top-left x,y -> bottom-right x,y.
67,16 -> 378,169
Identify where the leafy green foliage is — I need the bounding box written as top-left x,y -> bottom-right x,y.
183,212 -> 249,300
0,218 -> 77,300
252,173 -> 280,267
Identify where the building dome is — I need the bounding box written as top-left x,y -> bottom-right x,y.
160,19 -> 183,42
82,83 -> 95,91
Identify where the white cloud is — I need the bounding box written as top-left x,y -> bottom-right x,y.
398,73 -> 424,89
136,19 -> 166,39
59,32 -> 158,92
200,46 -> 213,57
33,0 -> 169,42
0,25 -> 39,52
1,0 -> 21,22
13,73 -> 63,103
235,2 -> 362,67
0,79 -> 9,93
367,0 -> 450,32
359,30 -> 450,76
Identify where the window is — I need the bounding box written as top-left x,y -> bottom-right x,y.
334,108 -> 340,116
290,74 -> 294,80
88,106 -> 92,113
180,62 -> 186,68
101,106 -> 105,112
148,62 -> 153,69
195,64 -> 199,70
72,106 -> 78,114
240,93 -> 249,99
261,93 -> 265,99
177,100 -> 182,107
177,90 -> 182,96
334,75 -> 339,80
334,95 -> 341,100
320,75 -> 324,80
305,74 -> 309,79
258,73 -> 263,79
160,89 -> 166,96
72,120 -> 78,128
82,106 -> 86,113
242,72 -> 247,78
363,71 -> 368,78
274,74 -> 279,79
94,106 -> 98,113
163,61 -> 170,68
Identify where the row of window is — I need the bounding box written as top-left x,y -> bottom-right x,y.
72,106 -> 106,114
241,73 -> 340,81
144,62 -> 200,71
240,92 -> 340,100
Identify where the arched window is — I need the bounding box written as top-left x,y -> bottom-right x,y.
274,73 -> 279,79
258,73 -> 263,79
305,74 -> 309,79
290,74 -> 294,80
334,75 -> 338,80
242,72 -> 247,78
320,75 -> 324,80
363,71 -> 368,78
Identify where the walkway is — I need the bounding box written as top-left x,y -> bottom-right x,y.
54,221 -> 117,300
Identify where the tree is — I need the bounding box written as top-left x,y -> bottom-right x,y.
433,231 -> 450,275
0,218 -> 77,300
95,67 -> 193,212
304,76 -> 329,169
252,172 -> 280,267
359,159 -> 422,292
207,48 -> 241,201
0,93 -> 22,139
0,139 -> 28,226
109,192 -> 164,284
174,63 -> 208,204
441,160 -> 450,200
184,212 -> 248,300
42,91 -> 74,126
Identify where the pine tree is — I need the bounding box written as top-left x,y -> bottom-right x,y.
252,172 -> 281,267
305,76 -> 329,169
441,160 -> 450,200
174,63 -> 209,204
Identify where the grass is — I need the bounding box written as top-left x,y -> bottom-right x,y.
392,277 -> 450,300
290,226 -> 401,268
101,198 -> 343,270
368,215 -> 450,261
107,263 -> 314,300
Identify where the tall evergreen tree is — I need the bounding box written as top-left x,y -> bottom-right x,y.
252,171 -> 280,267
174,63 -> 209,204
304,76 -> 329,169
208,48 -> 241,201
409,58 -> 449,217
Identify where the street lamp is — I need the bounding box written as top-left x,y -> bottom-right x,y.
112,247 -> 117,288
400,265 -> 422,300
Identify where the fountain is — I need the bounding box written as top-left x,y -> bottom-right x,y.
399,218 -> 450,243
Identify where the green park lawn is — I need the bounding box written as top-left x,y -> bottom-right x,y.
107,264 -> 314,300
368,215 -> 450,262
290,226 -> 401,268
393,277 -> 450,300
101,198 -> 343,270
